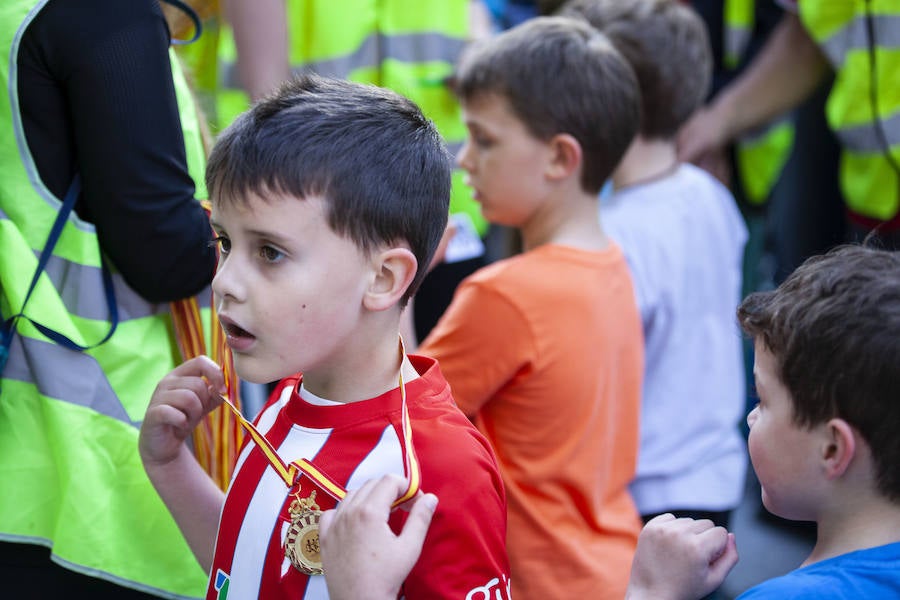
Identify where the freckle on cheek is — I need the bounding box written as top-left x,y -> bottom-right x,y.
302,304 -> 307,309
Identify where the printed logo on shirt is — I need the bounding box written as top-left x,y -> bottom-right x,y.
214,569 -> 230,599
465,574 -> 512,600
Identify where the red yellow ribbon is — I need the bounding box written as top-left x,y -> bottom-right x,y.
169,199 -> 244,491
218,339 -> 420,507
170,295 -> 245,491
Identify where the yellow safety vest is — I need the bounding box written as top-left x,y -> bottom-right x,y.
800,0 -> 900,221
0,1 -> 208,596
178,0 -> 488,236
725,0 -> 796,205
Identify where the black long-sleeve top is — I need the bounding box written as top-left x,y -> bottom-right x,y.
17,0 -> 216,303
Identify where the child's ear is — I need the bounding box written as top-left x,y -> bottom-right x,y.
821,418 -> 857,480
364,247 -> 418,312
545,133 -> 582,182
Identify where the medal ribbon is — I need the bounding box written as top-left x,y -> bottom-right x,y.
171,199 -> 244,491
217,338 -> 420,507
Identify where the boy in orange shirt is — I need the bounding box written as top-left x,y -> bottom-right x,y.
415,16 -> 645,599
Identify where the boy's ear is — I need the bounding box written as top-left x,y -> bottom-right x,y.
821,418 -> 857,480
364,247 -> 418,312
545,133 -> 583,182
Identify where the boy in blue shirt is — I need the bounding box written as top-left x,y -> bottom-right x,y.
731,244 -> 900,598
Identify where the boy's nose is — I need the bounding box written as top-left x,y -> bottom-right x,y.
211,257 -> 245,304
746,404 -> 759,428
456,139 -> 474,172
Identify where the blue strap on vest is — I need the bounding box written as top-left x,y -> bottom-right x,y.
161,0 -> 203,45
0,174 -> 119,390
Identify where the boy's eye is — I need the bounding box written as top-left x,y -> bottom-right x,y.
260,246 -> 284,263
210,235 -> 231,254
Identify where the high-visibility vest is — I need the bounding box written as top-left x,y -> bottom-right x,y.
0,1 -> 208,596
800,1 -> 900,221
178,0 -> 488,236
725,0 -> 796,205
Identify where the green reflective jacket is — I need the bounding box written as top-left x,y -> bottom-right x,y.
800,0 -> 900,220
726,0 -> 796,205
0,1 -> 208,596
178,0 -> 487,235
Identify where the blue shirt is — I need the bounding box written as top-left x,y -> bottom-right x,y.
738,541 -> 900,599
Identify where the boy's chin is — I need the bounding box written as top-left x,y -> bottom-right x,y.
760,490 -> 812,523
232,357 -> 282,386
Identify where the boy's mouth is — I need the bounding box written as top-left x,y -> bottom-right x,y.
219,316 -> 256,350
224,322 -> 253,338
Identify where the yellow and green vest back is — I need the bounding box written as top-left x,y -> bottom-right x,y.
800,0 -> 900,221
0,1 -> 208,596
178,0 -> 487,236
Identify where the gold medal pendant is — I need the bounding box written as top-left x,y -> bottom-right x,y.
284,489 -> 324,575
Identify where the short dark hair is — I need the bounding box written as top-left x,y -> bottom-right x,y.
560,0 -> 711,139
738,244 -> 900,502
206,74 -> 451,304
454,16 -> 640,194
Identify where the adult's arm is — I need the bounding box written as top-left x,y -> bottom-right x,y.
678,12 -> 829,163
20,0 -> 216,302
223,0 -> 290,102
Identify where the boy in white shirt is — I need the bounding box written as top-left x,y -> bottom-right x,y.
562,0 -> 749,528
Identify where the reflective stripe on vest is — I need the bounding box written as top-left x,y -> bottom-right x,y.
834,109 -> 900,153
218,32 -> 467,84
0,1 -> 208,595
804,9 -> 900,68
800,1 -> 900,220
724,0 -> 795,203
5,334 -> 140,427
724,0 -> 754,69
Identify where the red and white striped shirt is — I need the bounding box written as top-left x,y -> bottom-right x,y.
206,355 -> 510,600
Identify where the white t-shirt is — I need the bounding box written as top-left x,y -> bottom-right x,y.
602,163 -> 749,514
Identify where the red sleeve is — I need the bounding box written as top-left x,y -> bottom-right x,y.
393,413 -> 511,600
419,277 -> 535,417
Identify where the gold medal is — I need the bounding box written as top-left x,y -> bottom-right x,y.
220,338 -> 420,578
284,489 -> 324,575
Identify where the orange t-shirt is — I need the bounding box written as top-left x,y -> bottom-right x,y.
420,243 -> 644,600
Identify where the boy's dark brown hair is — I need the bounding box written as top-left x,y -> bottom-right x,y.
206,74 -> 451,305
454,16 -> 639,194
738,244 -> 900,502
560,0 -> 711,140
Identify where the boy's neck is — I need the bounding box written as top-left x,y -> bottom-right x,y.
300,318 -> 419,404
520,185 -> 609,253
805,487 -> 900,566
611,135 -> 679,192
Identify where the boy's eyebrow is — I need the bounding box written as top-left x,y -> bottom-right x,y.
209,221 -> 295,246
245,228 -> 294,245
